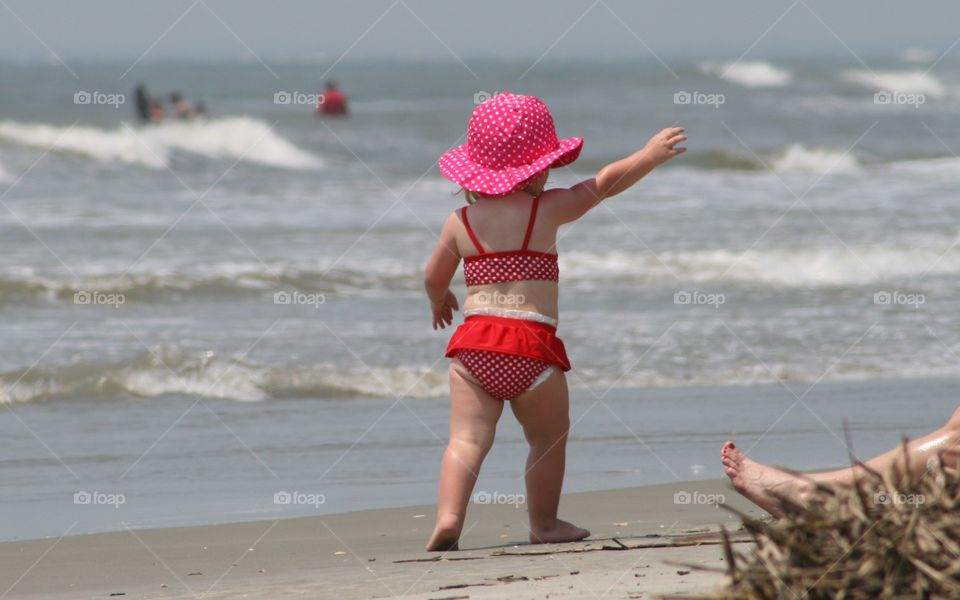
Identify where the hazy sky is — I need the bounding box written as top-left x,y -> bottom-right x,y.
2,0 -> 959,64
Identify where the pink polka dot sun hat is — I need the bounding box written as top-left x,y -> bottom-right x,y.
438,92 -> 583,197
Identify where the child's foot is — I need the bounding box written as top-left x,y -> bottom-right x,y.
426,515 -> 461,552
529,519 -> 590,545
720,441 -> 809,518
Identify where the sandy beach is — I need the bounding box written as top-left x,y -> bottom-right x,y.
4,2 -> 960,598
2,378 -> 955,599
0,479 -> 759,599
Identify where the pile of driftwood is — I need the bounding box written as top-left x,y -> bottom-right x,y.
712,444 -> 960,599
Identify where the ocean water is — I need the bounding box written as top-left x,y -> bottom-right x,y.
2,57 -> 960,540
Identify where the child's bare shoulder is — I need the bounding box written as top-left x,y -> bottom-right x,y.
440,210 -> 466,248
539,187 -> 591,224
445,209 -> 464,229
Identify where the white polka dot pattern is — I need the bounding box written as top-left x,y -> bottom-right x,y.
438,92 -> 583,197
464,253 -> 559,286
456,349 -> 551,401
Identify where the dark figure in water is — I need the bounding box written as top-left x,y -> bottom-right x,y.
134,84 -> 149,123
134,84 -> 166,124
134,84 -> 153,123
316,81 -> 348,117
170,92 -> 198,120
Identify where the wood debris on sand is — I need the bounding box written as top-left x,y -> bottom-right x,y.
704,441 -> 960,599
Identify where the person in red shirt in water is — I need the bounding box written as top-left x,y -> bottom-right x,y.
316,81 -> 348,117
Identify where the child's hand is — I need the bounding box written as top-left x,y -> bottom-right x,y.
643,127 -> 687,166
431,290 -> 459,330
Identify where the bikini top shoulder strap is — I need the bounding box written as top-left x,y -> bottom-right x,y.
520,195 -> 540,251
460,207 -> 485,253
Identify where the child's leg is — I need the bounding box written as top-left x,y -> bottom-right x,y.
426,361 -> 504,551
510,369 -> 590,544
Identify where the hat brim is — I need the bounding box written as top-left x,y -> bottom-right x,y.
438,136 -> 583,197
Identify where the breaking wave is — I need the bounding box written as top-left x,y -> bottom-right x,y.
0,117 -> 323,170
562,243 -> 960,287
699,60 -> 792,87
769,144 -> 861,174
688,145 -> 862,174
839,69 -> 947,97
0,261 -> 421,304
0,347 -> 447,404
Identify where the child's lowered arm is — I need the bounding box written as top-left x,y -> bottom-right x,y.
424,214 -> 462,330
552,127 -> 687,223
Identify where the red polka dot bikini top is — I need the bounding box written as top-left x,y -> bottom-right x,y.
461,196 -> 559,286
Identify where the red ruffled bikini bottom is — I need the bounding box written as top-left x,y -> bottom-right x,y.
445,315 -> 571,401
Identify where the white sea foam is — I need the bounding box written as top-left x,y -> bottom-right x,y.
5,237 -> 956,303
700,60 -> 792,87
899,48 -> 938,63
584,359 -> 960,392
887,156 -> 960,178
0,258 -> 422,303
769,144 -> 861,174
839,69 -> 946,97
0,117 -> 323,170
561,244 -> 960,287
0,340 -> 926,403
0,347 -> 448,404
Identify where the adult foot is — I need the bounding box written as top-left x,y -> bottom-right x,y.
720,441 -> 809,518
529,519 -> 590,544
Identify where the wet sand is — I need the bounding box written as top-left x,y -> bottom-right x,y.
0,479 -> 759,599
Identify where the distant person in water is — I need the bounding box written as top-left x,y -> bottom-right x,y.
170,92 -> 198,120
720,407 -> 960,518
149,100 -> 166,123
316,81 -> 348,117
134,84 -> 165,124
134,84 -> 151,123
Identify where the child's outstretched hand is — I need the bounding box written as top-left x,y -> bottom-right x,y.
643,127 -> 687,165
431,290 -> 459,330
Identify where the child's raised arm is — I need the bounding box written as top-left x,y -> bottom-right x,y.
549,127 -> 687,223
423,213 -> 462,330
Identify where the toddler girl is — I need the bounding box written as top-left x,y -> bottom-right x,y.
423,92 -> 686,550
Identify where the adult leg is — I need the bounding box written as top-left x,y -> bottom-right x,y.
720,407 -> 960,518
809,406 -> 960,485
